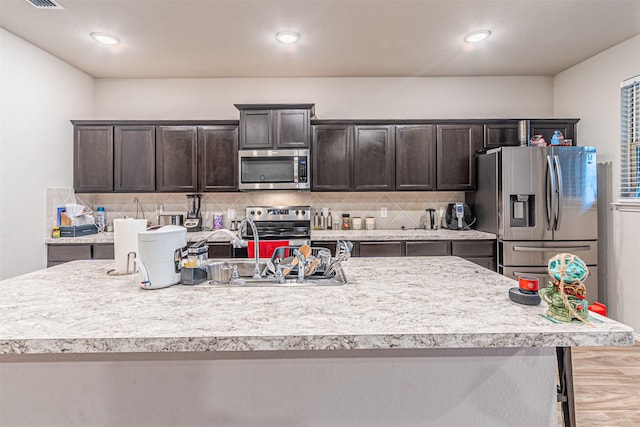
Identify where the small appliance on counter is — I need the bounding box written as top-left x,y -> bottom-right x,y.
445,202 -> 476,230
181,240 -> 209,285
184,194 -> 203,232
135,225 -> 187,290
158,214 -> 184,226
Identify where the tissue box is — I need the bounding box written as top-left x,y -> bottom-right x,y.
60,224 -> 98,237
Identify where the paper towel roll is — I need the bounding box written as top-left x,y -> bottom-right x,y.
114,218 -> 148,274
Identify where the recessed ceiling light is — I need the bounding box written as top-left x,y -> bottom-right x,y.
90,32 -> 120,45
275,31 -> 300,44
464,30 -> 491,43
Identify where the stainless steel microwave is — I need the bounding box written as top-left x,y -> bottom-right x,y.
238,149 -> 310,190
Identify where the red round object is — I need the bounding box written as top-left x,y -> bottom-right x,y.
519,276 -> 539,293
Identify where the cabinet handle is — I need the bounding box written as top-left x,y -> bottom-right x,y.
512,245 -> 591,252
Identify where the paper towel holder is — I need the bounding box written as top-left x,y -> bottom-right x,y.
107,251 -> 138,276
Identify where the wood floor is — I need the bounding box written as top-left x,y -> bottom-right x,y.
559,338 -> 640,426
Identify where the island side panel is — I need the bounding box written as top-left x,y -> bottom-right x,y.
0,347 -> 557,427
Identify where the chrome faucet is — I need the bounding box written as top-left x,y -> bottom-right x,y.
237,218 -> 261,279
203,217 -> 261,279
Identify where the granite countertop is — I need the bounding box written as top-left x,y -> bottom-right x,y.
45,228 -> 495,244
0,257 -> 633,355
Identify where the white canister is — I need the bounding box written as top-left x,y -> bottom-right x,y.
365,217 -> 376,230
352,217 -> 362,230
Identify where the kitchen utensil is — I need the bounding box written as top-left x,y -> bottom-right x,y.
422,208 -> 437,230
207,262 -> 234,284
508,276 -> 541,305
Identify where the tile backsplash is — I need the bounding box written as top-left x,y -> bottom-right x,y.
46,188 -> 465,231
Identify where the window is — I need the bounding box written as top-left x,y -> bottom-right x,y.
620,75 -> 640,200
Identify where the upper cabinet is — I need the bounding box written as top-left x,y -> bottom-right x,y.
436,124 -> 483,191
73,121 -> 239,193
74,126 -> 114,192
198,125 -> 238,191
312,124 -> 352,191
484,119 -> 579,149
484,122 -> 520,149
395,125 -> 436,191
236,104 -> 314,149
312,124 -> 394,191
156,126 -> 198,192
530,119 -> 578,145
114,125 -> 156,192
353,125 -> 394,191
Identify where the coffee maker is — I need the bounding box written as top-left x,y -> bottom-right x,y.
184,194 -> 203,232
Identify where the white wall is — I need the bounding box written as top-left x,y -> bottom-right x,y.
554,34 -> 640,331
95,76 -> 553,120
0,29 -> 95,279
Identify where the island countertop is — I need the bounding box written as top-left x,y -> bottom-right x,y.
0,257 -> 633,355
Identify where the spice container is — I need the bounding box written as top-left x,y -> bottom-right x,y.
352,217 -> 362,230
51,226 -> 60,239
342,214 -> 351,230
365,217 -> 376,230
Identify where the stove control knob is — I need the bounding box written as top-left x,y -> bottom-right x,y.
295,210 -> 300,215
250,210 -> 255,216
257,210 -> 262,216
300,210 -> 306,215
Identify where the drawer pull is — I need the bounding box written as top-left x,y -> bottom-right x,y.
512,245 -> 591,252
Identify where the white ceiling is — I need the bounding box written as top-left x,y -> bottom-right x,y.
1,0 -> 639,79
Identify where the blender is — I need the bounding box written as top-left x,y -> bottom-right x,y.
184,194 -> 203,232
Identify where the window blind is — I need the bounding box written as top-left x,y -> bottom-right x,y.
620,75 -> 640,199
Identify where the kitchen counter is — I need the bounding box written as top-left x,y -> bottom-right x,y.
44,228 -> 496,245
1,257 -> 631,354
1,257 -> 633,426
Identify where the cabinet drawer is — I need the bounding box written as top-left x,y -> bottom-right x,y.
358,241 -> 403,257
48,245 -> 92,262
451,240 -> 495,257
93,244 -> 115,259
405,241 -> 450,256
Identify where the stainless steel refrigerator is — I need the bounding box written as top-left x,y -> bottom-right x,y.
468,146 -> 599,302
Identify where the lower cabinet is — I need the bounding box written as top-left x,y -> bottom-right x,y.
357,241 -> 403,257
47,244 -> 108,267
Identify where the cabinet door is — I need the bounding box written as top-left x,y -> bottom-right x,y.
114,126 -> 156,192
156,126 -> 198,192
312,125 -> 352,191
276,109 -> 310,148
74,126 -> 114,192
405,241 -> 450,256
239,110 -> 272,149
484,123 -> 519,149
436,124 -> 483,191
353,125 -> 394,191
530,120 -> 578,145
395,125 -> 436,190
198,125 -> 238,191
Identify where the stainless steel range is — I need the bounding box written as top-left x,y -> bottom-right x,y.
242,206 -> 311,256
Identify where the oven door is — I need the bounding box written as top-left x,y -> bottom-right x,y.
238,149 -> 310,190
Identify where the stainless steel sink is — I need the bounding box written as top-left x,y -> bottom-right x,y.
189,259 -> 347,287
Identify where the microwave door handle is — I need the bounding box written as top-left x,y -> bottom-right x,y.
546,155 -> 556,231
553,155 -> 563,231
293,155 -> 299,183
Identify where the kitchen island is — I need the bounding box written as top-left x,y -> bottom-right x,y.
0,257 -> 634,426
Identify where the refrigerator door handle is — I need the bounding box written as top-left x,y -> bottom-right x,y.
512,245 -> 593,252
554,155 -> 563,231
546,155 -> 556,231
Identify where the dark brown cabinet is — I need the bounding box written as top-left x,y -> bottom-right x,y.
395,125 -> 436,190
405,241 -> 450,256
156,126 -> 198,192
358,241 -> 404,257
484,122 -> 520,149
436,124 -> 483,191
198,125 -> 238,191
236,104 -> 313,149
74,126 -> 114,192
312,124 -> 352,191
530,119 -> 578,145
114,125 -> 156,192
312,124 -> 394,191
353,125 -> 394,191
